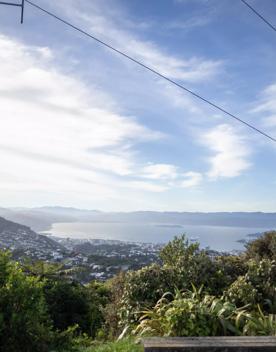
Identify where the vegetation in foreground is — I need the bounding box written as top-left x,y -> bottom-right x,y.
79,339 -> 142,352
0,231 -> 275,351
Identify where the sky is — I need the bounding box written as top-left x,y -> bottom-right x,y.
0,0 -> 276,212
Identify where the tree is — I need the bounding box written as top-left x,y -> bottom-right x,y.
0,251 -> 52,352
112,235 -> 228,331
245,231 -> 276,260
160,234 -> 199,268
160,235 -> 226,295
226,259 -> 276,313
44,279 -> 90,333
44,278 -> 110,338
86,281 -> 110,337
214,255 -> 247,290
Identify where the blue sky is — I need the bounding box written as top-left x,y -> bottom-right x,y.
0,0 -> 276,211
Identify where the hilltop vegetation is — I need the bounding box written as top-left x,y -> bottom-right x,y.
0,232 -> 275,351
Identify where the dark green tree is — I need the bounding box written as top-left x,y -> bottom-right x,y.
0,251 -> 52,352
44,279 -> 90,333
44,278 -> 110,338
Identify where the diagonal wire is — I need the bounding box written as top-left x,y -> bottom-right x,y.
24,0 -> 276,143
241,0 -> 276,33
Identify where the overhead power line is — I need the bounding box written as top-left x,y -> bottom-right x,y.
0,0 -> 25,23
24,0 -> 276,143
241,0 -> 276,33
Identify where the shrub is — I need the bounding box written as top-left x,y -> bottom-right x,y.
226,259 -> 276,312
160,235 -> 232,295
134,287 -> 240,337
117,264 -> 177,329
214,255 -> 247,289
245,231 -> 276,260
113,235 -> 239,333
0,251 -> 53,352
134,287 -> 276,337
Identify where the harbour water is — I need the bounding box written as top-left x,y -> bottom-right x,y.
50,222 -> 273,252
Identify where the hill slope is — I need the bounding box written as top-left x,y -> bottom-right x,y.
0,216 -> 66,259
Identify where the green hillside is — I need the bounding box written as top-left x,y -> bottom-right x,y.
0,232 -> 275,351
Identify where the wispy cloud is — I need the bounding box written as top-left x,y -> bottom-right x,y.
203,124 -> 252,179
2,0 -> 269,212
127,181 -> 169,193
166,16 -> 211,31
50,0 -> 222,83
0,35 -> 166,197
181,171 -> 203,188
252,84 -> 276,127
140,163 -> 202,189
141,163 -> 178,180
0,32 -> 207,210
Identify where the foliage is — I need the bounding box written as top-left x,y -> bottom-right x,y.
134,287 -> 238,337
112,235 -> 246,333
44,279 -> 91,333
214,255 -> 247,288
86,281 -> 111,337
226,259 -> 276,312
79,339 -> 142,352
236,304 -> 276,336
160,234 -> 200,267
0,251 -> 111,351
0,232 -> 275,351
134,287 -> 276,337
44,278 -> 110,339
245,231 -> 276,260
0,251 -> 52,352
160,235 -> 237,295
103,272 -> 127,338
115,264 -> 177,331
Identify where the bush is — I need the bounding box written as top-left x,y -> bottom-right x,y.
245,231 -> 276,260
1,232 -> 275,350
111,235 -> 241,333
0,251 -> 53,352
117,264 -> 177,330
160,235 -> 233,295
214,255 -> 247,289
44,278 -> 110,339
80,338 -> 142,352
226,259 -> 276,312
134,287 -> 276,337
0,251 -> 110,351
134,287 -> 239,337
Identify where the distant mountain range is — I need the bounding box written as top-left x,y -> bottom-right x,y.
0,207 -> 276,232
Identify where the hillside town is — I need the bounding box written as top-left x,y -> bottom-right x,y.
0,216 -> 163,282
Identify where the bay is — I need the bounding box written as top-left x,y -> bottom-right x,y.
49,222 -> 273,252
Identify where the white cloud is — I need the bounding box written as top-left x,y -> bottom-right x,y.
139,163 -> 202,189
203,124 -> 251,179
181,171 -> 203,188
0,34 -> 166,200
0,33 -> 207,208
127,181 -> 169,193
252,84 -> 276,127
159,81 -> 203,114
141,163 -> 178,180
